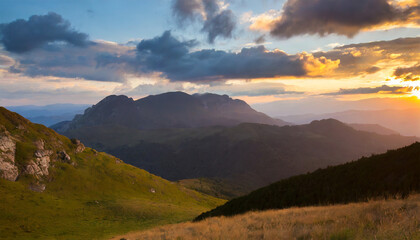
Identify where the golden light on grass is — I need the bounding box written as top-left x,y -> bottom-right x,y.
111,194 -> 420,240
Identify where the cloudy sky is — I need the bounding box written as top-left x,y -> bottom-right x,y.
0,0 -> 419,107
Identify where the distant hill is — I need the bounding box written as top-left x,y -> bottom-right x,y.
60,116 -> 418,197
195,142 -> 420,221
53,92 -> 288,132
347,123 -> 400,135
0,107 -> 223,239
7,104 -> 89,126
280,108 -> 420,137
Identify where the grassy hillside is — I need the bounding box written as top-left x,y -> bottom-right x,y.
0,107 -> 224,239
178,178 -> 249,200
112,194 -> 420,240
196,142 -> 420,220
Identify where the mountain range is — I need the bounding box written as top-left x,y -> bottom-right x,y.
280,108 -> 420,137
53,92 -> 287,132
53,92 -> 419,197
7,104 -> 89,127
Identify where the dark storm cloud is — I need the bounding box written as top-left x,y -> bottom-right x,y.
269,0 -> 420,38
131,31 -> 306,81
203,10 -> 236,43
172,0 -> 236,43
0,12 -> 90,53
393,64 -> 420,81
323,85 -> 413,95
8,41 -> 133,82
137,31 -> 198,58
6,29 -> 312,83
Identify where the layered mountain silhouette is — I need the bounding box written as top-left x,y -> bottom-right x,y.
347,123 -> 400,136
280,108 -> 420,137
7,104 -> 89,126
0,107 -> 223,239
52,93 -> 419,196
53,92 -> 288,132
196,142 -> 420,220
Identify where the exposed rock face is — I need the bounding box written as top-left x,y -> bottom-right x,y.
0,160 -> 18,181
71,139 -> 85,153
24,148 -> 54,177
59,151 -> 71,163
0,132 -> 18,181
0,133 -> 55,181
0,108 -> 81,183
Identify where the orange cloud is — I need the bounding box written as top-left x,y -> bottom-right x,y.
249,10 -> 279,31
299,53 -> 340,77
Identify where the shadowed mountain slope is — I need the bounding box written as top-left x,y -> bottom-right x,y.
195,142 -> 420,220
60,116 -> 418,196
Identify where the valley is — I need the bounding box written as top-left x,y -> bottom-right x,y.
54,93 -> 419,197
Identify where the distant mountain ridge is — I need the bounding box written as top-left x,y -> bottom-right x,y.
7,104 -> 89,127
348,123 -> 400,136
53,92 -> 288,132
280,108 -> 420,137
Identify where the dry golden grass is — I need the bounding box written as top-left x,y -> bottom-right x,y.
111,194 -> 420,240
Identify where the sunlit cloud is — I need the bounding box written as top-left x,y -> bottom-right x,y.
393,63 -> 420,81
247,0 -> 420,38
321,85 -> 416,96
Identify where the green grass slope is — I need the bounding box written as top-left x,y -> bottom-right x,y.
178,178 -> 249,200
196,142 -> 420,221
0,107 -> 224,239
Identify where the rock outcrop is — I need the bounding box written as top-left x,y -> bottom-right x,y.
71,139 -> 85,153
24,149 -> 53,177
0,131 -> 64,181
0,132 -> 18,181
23,139 -> 54,177
59,151 -> 71,163
0,108 -> 87,182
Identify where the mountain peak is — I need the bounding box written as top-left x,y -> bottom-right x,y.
97,95 -> 133,105
309,118 -> 349,128
53,92 -> 287,131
